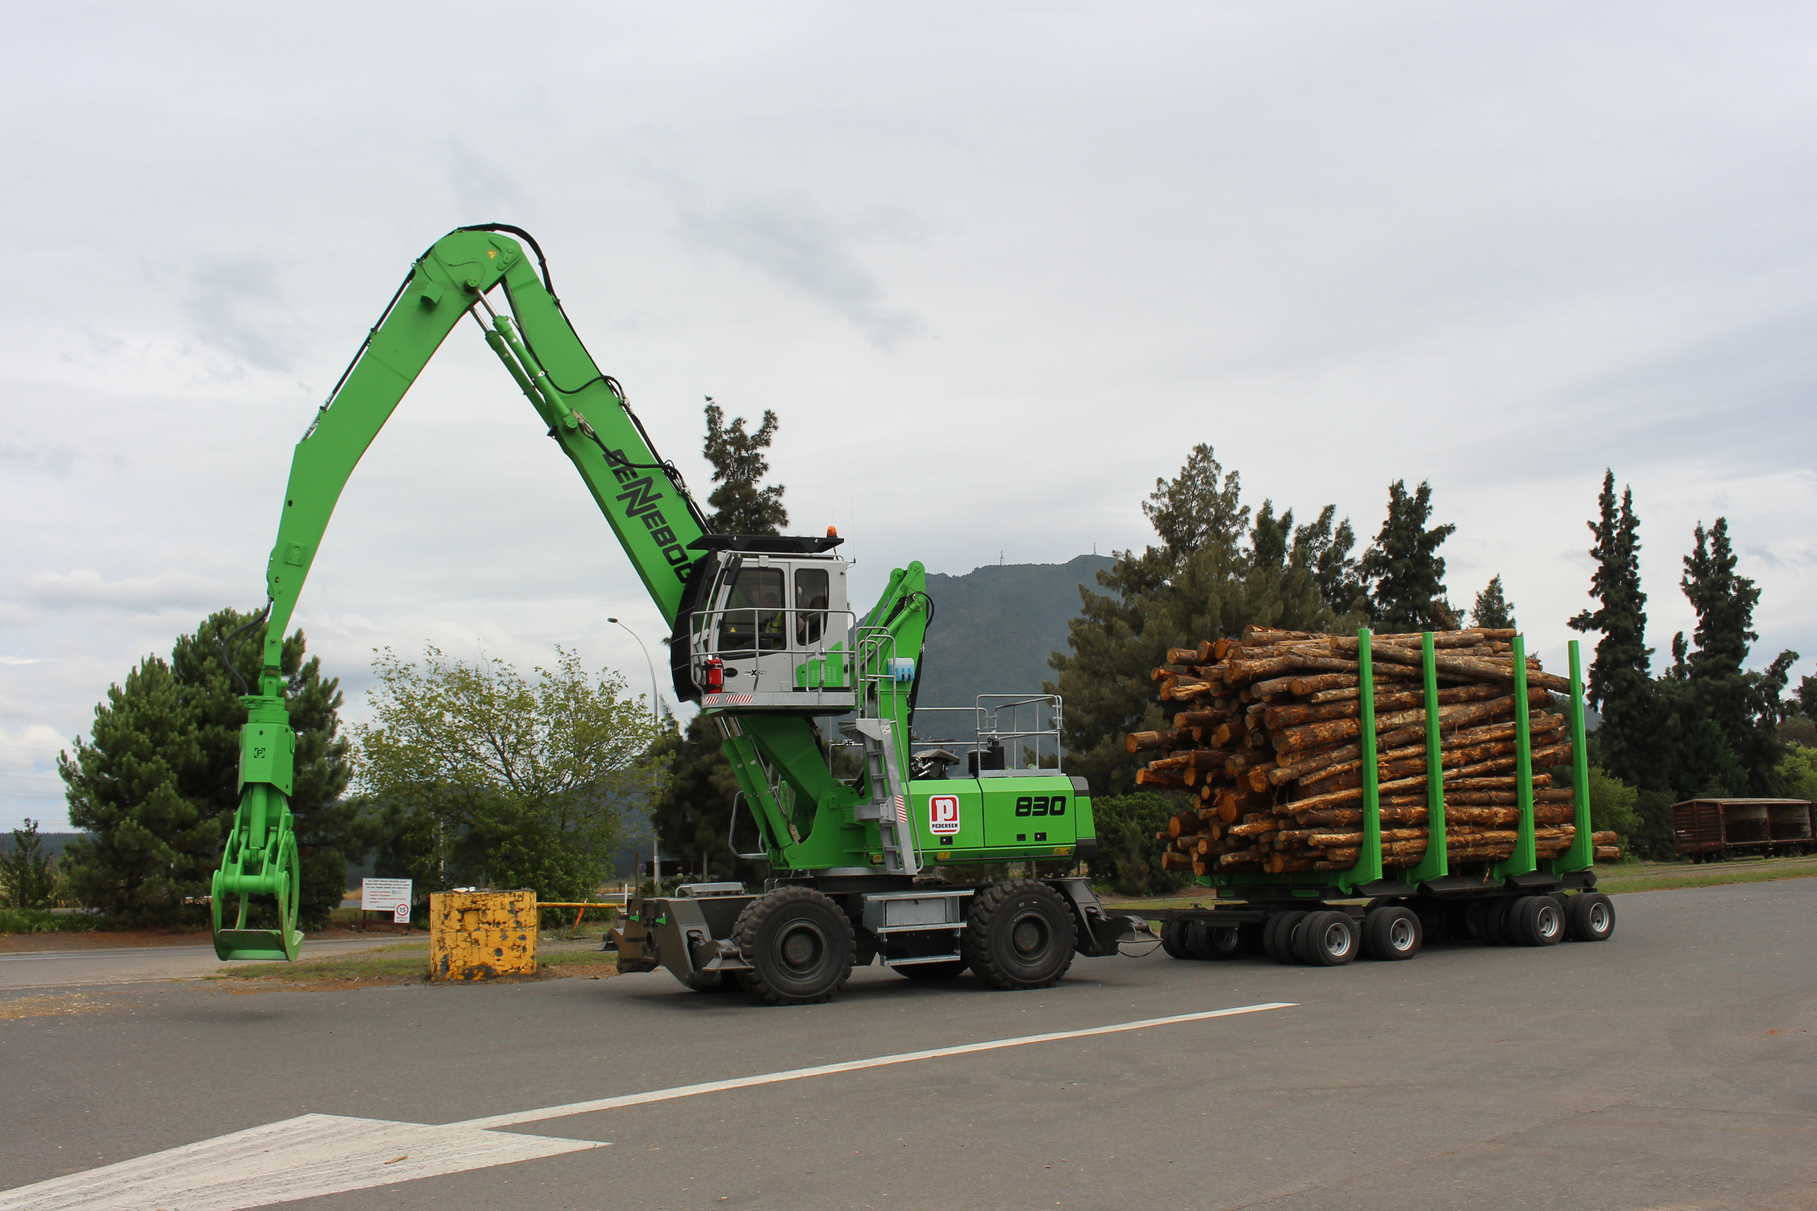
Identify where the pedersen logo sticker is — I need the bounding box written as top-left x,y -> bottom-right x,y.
928,794 -> 961,836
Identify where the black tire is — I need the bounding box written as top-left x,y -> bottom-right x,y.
732,886 -> 855,1005
1565,892 -> 1615,942
1236,921 -> 1268,955
1510,895 -> 1565,946
1294,910 -> 1358,966
1264,910 -> 1309,964
961,880 -> 1076,990
1186,920 -> 1243,961
1361,906 -> 1422,960
1159,917 -> 1194,960
1467,897 -> 1516,945
1496,897 -> 1530,946
1412,899 -> 1452,946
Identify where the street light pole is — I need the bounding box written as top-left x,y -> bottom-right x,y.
608,616 -> 664,889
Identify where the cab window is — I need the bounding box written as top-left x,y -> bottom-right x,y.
717,567 -> 784,653
795,567 -> 829,645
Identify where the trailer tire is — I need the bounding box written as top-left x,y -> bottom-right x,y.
1159,918 -> 1194,960
1294,910 -> 1358,966
1187,921 -> 1243,961
962,880 -> 1076,990
1237,921 -> 1268,955
1362,906 -> 1422,960
1565,892 -> 1615,942
1511,895 -> 1564,946
732,886 -> 855,1005
1264,911 -> 1309,964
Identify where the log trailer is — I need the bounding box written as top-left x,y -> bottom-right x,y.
1145,631 -> 1618,967
208,225 -> 1144,1002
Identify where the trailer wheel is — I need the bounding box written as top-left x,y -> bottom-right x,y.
1510,895 -> 1564,946
1362,906 -> 1422,960
1263,910 -> 1307,964
1565,892 -> 1615,942
1237,921 -> 1268,955
962,880 -> 1076,990
1159,918 -> 1194,960
732,886 -> 855,1005
1294,910 -> 1358,966
1187,921 -> 1243,960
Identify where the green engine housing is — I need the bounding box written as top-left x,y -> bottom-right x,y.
901,774 -> 1094,869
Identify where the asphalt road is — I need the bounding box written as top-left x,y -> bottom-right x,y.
2,879 -> 1813,1210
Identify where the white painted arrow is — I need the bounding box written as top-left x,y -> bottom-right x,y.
0,1113 -> 606,1211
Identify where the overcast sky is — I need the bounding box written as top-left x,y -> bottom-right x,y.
4,2 -> 1814,831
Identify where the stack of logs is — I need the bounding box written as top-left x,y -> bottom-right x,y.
1129,626 -> 1623,877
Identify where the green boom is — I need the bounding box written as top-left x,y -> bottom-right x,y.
211,228 -> 930,959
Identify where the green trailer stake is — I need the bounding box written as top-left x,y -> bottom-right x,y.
1153,629 -> 1616,968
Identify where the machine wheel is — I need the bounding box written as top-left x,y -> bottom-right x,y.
1510,895 -> 1565,946
961,880 -> 1076,990
1293,910 -> 1358,966
1186,920 -> 1243,961
732,886 -> 855,1005
1263,910 -> 1309,964
1361,905 -> 1422,960
1159,917 -> 1194,960
1565,892 -> 1616,942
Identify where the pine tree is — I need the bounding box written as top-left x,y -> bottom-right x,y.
57,610 -> 352,923
1,818 -> 56,909
701,396 -> 788,535
649,401 -> 792,880
1567,472 -> 1653,786
1471,575 -> 1516,629
1358,480 -> 1457,630
1049,445 -> 1351,797
1673,517 -> 1796,796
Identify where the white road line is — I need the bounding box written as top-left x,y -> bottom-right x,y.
0,1000 -> 1293,1210
0,1113 -> 606,1211
459,1000 -> 1296,1130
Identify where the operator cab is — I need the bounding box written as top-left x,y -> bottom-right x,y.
669,533 -> 858,712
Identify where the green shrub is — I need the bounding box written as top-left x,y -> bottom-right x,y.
1088,792 -> 1193,896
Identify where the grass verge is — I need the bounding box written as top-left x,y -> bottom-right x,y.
215,941 -> 618,987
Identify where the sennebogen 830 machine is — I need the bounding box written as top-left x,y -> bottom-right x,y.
210,225 -> 1143,1003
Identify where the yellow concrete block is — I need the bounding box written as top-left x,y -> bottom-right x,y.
428,890 -> 538,982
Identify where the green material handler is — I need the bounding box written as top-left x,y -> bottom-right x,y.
211,226 -> 1145,999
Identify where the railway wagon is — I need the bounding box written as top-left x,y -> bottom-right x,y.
1672,798 -> 1815,861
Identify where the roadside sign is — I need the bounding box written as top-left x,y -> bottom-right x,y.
392,902 -> 411,924
362,878 -> 412,913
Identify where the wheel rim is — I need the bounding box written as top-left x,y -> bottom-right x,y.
778,922 -> 827,972
1587,902 -> 1611,933
1322,920 -> 1352,959
1536,904 -> 1562,940
1011,911 -> 1050,958
1388,916 -> 1416,952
